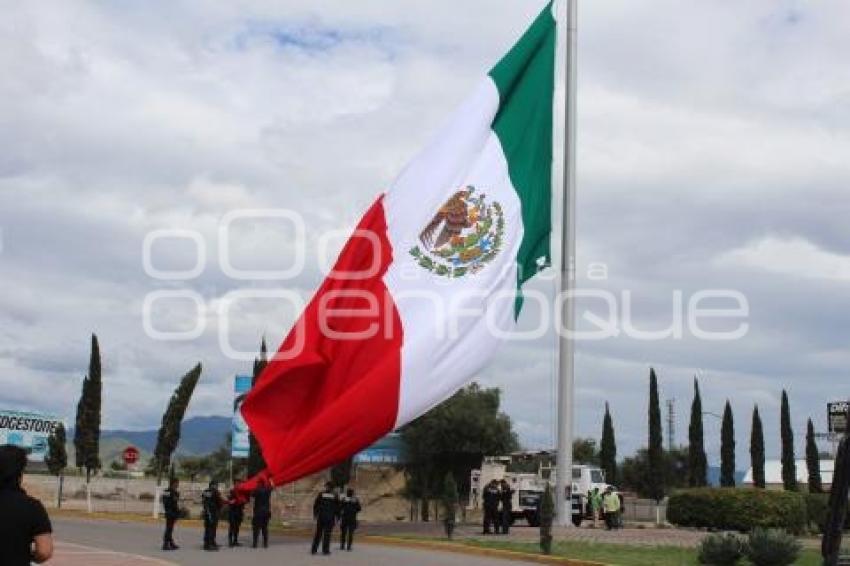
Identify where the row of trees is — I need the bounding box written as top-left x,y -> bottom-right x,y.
47,334 -> 204,486
603,368 -> 826,500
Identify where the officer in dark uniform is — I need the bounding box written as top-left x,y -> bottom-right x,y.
226,483 -> 245,548
311,482 -> 338,555
338,488 -> 362,551
160,478 -> 181,551
499,479 -> 513,535
251,478 -> 273,549
201,480 -> 224,551
482,479 -> 501,535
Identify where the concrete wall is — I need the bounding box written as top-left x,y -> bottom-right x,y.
23,465 -> 410,523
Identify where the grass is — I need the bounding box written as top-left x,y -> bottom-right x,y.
386,535 -> 823,566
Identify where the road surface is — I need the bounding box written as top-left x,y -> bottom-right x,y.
48,516 -> 537,566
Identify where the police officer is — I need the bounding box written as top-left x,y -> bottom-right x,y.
226,483 -> 245,548
311,482 -> 338,555
251,477 -> 273,549
499,479 -> 513,535
482,479 -> 501,535
160,478 -> 181,551
338,488 -> 362,551
201,480 -> 224,551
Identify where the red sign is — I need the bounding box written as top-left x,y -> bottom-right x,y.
122,446 -> 140,466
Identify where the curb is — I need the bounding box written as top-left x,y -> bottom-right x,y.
361,536 -> 609,566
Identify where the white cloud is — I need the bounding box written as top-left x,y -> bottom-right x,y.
717,237 -> 850,281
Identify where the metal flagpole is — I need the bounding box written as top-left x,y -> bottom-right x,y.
554,0 -> 578,527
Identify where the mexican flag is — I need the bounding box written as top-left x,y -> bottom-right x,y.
241,4 -> 555,488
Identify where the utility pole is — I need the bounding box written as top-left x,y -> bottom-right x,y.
667,399 -> 676,451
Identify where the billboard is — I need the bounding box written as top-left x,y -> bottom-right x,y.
232,375 -> 252,459
828,401 -> 849,435
0,410 -> 64,462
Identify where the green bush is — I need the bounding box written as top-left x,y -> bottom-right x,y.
805,492 -> 829,533
697,533 -> 744,565
744,528 -> 801,566
667,488 -> 807,534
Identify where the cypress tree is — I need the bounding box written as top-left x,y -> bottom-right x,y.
750,405 -> 765,488
153,363 -> 203,484
780,389 -> 797,491
647,367 -> 664,502
441,472 -> 458,539
73,334 -> 102,482
823,435 -> 850,564
46,423 -> 68,509
599,402 -> 617,486
46,423 -> 68,476
248,339 -> 268,476
806,418 -> 823,494
539,484 -> 554,555
85,334 -> 102,481
688,378 -> 708,487
73,390 -> 87,473
720,400 -> 735,487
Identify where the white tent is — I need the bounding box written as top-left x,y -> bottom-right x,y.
742,459 -> 834,489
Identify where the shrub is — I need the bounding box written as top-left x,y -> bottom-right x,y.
744,528 -> 801,566
697,533 -> 744,565
805,492 -> 829,533
667,488 -> 806,534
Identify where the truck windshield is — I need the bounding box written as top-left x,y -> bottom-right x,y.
591,470 -> 604,483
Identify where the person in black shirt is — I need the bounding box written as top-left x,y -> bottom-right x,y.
0,445 -> 53,565
251,478 -> 273,549
227,483 -> 245,548
481,480 -> 500,535
311,482 -> 338,555
338,488 -> 362,551
160,478 -> 181,551
201,480 -> 224,551
499,479 -> 513,535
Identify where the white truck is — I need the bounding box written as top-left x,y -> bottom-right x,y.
469,452 -> 615,527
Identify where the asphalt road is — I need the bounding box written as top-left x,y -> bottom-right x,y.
49,517 -> 536,566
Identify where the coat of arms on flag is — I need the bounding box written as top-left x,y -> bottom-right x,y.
409,186 -> 505,278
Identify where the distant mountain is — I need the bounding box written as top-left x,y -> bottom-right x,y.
69,415 -> 231,463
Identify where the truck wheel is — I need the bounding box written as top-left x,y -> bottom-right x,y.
572,516 -> 583,528
528,516 -> 540,527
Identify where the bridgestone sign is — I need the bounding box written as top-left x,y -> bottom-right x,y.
828,401 -> 849,435
0,410 -> 64,462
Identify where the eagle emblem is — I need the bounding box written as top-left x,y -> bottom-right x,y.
409,186 -> 505,278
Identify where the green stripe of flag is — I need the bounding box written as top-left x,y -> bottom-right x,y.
489,3 -> 556,317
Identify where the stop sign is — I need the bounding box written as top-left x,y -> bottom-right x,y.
122,446 -> 140,466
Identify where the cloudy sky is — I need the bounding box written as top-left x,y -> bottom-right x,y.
2,0 -> 849,469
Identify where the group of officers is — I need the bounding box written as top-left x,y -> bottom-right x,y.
480,479 -> 514,535
160,478 -> 362,554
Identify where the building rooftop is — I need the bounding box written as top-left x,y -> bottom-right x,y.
741,459 -> 834,486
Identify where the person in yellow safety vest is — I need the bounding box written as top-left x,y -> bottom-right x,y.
602,487 -> 620,531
